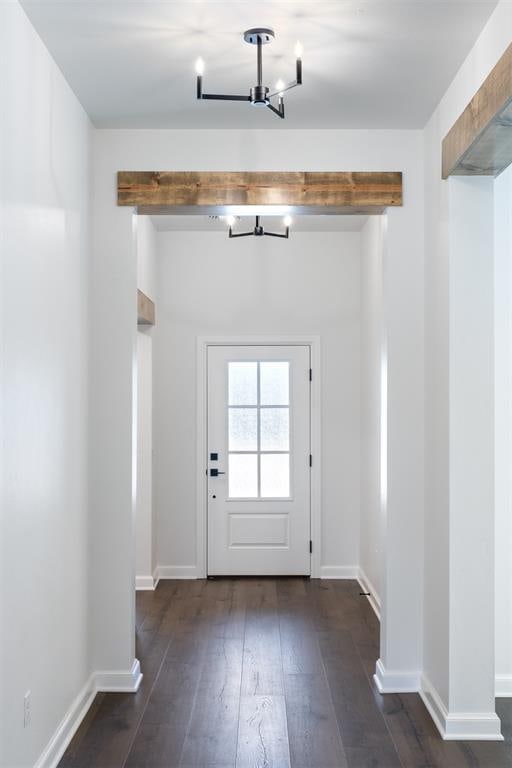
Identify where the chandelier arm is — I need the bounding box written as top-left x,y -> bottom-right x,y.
268,80 -> 300,99
201,93 -> 251,101
229,230 -> 254,238
264,230 -> 289,239
267,102 -> 285,119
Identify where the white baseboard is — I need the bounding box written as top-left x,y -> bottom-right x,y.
374,658 -> 421,693
357,568 -> 381,622
496,674 -> 512,697
95,658 -> 142,693
420,674 -> 503,741
34,674 -> 96,768
154,564 -> 199,580
35,658 -> 142,768
136,574 -> 155,591
319,565 -> 359,579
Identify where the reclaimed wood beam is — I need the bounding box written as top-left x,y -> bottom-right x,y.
442,42 -> 512,179
137,289 -> 155,326
118,171 -> 402,214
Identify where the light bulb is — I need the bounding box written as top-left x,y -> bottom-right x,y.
284,215 -> 292,228
227,215 -> 235,227
195,57 -> 205,75
295,40 -> 303,58
275,79 -> 285,96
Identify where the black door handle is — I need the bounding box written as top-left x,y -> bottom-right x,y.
210,468 -> 226,477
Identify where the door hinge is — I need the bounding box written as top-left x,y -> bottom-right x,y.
309,540 -> 313,554
309,368 -> 313,382
309,454 -> 312,467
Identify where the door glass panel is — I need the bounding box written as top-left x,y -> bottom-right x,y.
227,359 -> 293,500
229,362 -> 258,405
229,408 -> 258,451
261,454 -> 290,497
260,408 -> 289,451
229,453 -> 258,498
260,362 -> 289,405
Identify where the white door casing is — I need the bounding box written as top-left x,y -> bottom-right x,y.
207,345 -> 311,575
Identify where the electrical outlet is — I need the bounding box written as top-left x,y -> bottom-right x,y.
23,691 -> 31,728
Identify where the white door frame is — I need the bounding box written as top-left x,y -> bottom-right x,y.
196,335 -> 322,578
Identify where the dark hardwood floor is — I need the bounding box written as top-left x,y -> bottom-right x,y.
59,579 -> 512,768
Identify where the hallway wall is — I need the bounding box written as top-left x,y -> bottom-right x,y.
360,216 -> 386,610
135,217 -> 157,587
153,229 -> 362,575
494,164 -> 512,696
0,3 -> 92,766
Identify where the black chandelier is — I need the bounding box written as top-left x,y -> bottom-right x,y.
195,27 -> 302,119
227,215 -> 291,239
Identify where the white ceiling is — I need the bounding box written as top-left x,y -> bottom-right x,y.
21,0 -> 497,129
150,214 -> 368,232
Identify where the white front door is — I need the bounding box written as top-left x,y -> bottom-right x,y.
207,345 -> 311,575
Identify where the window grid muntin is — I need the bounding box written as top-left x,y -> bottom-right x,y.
228,360 -> 291,499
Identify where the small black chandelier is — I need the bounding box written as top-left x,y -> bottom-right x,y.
195,27 -> 302,119
227,215 -> 291,239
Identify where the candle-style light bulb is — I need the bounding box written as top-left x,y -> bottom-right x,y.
294,41 -> 303,58
284,215 -> 292,228
195,57 -> 205,75
227,215 -> 236,228
276,78 -> 285,96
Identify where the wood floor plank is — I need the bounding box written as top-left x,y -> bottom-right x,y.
318,631 -> 401,766
284,672 -> 348,768
241,580 -> 284,696
236,695 -> 291,768
178,634 -> 243,767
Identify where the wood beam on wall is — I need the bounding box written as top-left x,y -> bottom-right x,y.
442,42 -> 512,179
117,171 -> 402,214
137,289 -> 155,326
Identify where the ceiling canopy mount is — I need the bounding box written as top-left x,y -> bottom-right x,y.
195,27 -> 302,120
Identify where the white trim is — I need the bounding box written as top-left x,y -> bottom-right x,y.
495,674 -> 512,697
320,565 -> 359,579
35,659 -> 142,768
95,658 -> 143,693
155,564 -> 199,580
357,567 -> 381,621
196,335 -> 322,578
420,674 -> 503,741
374,658 -> 421,693
135,574 -> 155,590
152,566 -> 160,589
34,675 -> 96,768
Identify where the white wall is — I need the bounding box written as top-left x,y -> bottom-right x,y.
0,3 -> 92,766
422,0 -> 512,732
136,217 -> 157,587
494,163 -> 512,696
153,229 -> 362,574
360,216 -> 386,607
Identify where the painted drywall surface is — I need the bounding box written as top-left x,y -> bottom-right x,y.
494,165 -> 512,691
153,230 -> 361,572
136,217 -> 156,584
360,217 -> 385,602
422,0 -> 512,715
137,215 -> 157,301
92,126 -> 424,682
136,331 -> 153,582
0,3 -> 92,765
449,176 -> 495,713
